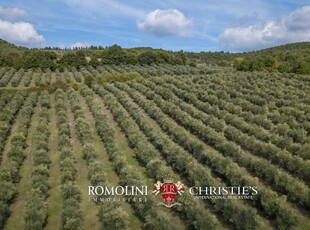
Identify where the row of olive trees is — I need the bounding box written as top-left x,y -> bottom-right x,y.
102,83 -> 261,230
24,91 -> 51,229
199,72 -> 309,124
34,70 -> 41,87
151,78 -> 278,145
193,75 -> 309,141
187,74 -> 309,143
136,78 -> 310,208
115,81 -> 295,228
86,85 -> 183,230
95,63 -> 207,76
45,68 -> 52,85
55,69 -> 61,82
87,66 -> 101,78
0,91 -> 26,158
23,69 -> 33,87
135,78 -> 310,199
63,68 -> 73,84
165,75 -> 309,156
224,126 -> 310,181
0,93 -> 12,113
10,69 -> 24,87
0,68 -> 15,87
142,79 -> 309,180
71,67 -> 83,82
85,83 -> 222,229
0,92 -> 38,229
67,87 -> 129,230
166,76 -> 274,129
0,67 -> 7,79
55,89 -> 83,230
160,77 -> 308,157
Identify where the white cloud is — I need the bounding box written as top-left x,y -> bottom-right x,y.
285,6 -> 310,31
0,6 -> 28,22
70,42 -> 90,49
219,6 -> 310,51
0,19 -> 44,46
137,9 -> 192,37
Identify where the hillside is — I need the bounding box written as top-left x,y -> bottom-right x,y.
254,42 -> 310,54
0,65 -> 309,229
1,38 -> 310,74
0,39 -> 25,53
232,42 -> 310,74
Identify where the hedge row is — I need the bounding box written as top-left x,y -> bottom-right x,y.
55,88 -> 83,230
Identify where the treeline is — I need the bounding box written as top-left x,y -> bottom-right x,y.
233,42 -> 310,74
234,54 -> 310,74
186,51 -> 236,65
0,43 -> 188,70
2,38 -> 310,75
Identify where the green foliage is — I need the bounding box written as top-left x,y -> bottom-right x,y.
96,72 -> 140,84
0,39 -> 191,68
233,43 -> 310,74
24,190 -> 48,230
22,50 -> 57,70
59,50 -> 87,69
138,51 -> 158,65
103,44 -> 127,64
0,92 -> 38,228
55,89 -> 84,230
98,203 -> 129,230
61,198 -> 83,230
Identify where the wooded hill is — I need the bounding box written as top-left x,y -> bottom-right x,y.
1,39 -> 310,74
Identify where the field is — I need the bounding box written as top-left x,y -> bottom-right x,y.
0,65 -> 309,230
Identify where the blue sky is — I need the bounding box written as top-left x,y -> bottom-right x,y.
0,0 -> 309,52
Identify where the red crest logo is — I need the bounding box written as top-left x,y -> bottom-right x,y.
152,179 -> 184,208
